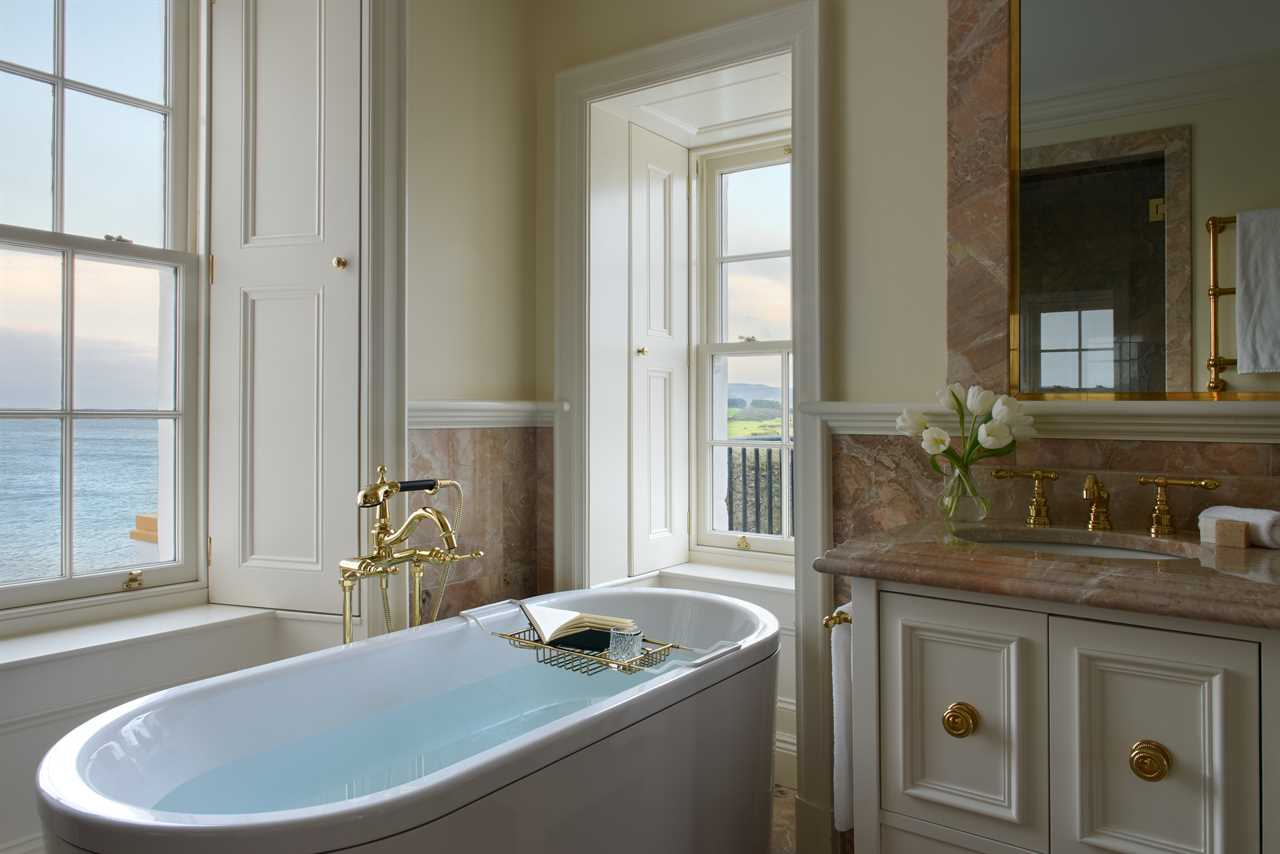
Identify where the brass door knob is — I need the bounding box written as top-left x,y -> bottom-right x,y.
636,346 -> 649,356
332,256 -> 349,270
941,702 -> 980,738
1129,739 -> 1172,781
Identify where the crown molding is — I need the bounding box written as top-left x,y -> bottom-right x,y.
1022,53 -> 1280,132
802,401 -> 1280,444
406,400 -> 560,430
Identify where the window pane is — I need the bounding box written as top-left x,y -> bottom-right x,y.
73,418 -> 174,573
1083,350 -> 1115,390
0,0 -> 54,72
1040,351 -> 1079,389
65,91 -> 165,247
1082,309 -> 1114,349
723,163 -> 790,256
74,256 -> 176,410
712,353 -> 783,440
724,256 -> 791,342
0,244 -> 62,409
0,71 -> 54,231
0,419 -> 62,584
1039,311 -> 1078,350
711,445 -> 786,536
65,0 -> 166,103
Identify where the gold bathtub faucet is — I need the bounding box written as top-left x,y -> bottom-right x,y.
339,466 -> 483,644
1136,475 -> 1220,537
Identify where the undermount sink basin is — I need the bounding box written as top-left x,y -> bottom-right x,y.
975,540 -> 1170,561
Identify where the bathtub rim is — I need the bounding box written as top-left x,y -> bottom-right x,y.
37,588 -> 779,854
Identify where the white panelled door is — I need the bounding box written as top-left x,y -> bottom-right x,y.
209,0 -> 360,613
629,124 -> 689,574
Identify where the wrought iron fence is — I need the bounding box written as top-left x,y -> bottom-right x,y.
724,444 -> 791,536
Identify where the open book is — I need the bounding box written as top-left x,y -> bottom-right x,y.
518,601 -> 637,645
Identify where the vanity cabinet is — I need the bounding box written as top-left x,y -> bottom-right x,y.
866,591 -> 1261,854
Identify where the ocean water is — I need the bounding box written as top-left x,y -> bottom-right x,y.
0,419 -> 166,584
153,662 -> 658,814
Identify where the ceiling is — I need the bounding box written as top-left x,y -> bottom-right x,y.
594,53 -> 791,148
1022,0 -> 1280,101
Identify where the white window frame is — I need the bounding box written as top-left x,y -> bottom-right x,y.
693,138 -> 793,557
0,0 -> 197,611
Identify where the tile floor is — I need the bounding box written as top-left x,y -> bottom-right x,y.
771,785 -> 796,854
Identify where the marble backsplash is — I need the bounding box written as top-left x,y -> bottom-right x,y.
406,426 -> 553,620
829,433 -> 1280,603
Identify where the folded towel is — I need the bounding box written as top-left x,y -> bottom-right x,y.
1237,209 -> 1280,374
1199,506 -> 1280,548
831,601 -> 854,833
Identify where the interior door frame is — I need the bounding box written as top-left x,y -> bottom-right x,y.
552,2 -> 832,848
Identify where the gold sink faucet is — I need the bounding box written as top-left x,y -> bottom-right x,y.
1136,475 -> 1220,537
1081,474 -> 1112,531
993,468 -> 1059,528
339,466 -> 483,644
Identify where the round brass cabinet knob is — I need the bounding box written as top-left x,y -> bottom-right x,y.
1129,740 -> 1172,782
941,702 -> 980,738
636,346 -> 649,356
332,256 -> 349,270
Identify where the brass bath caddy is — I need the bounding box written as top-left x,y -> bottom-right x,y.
494,626 -> 680,675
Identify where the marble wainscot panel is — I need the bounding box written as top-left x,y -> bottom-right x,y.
816,520 -> 1280,630
406,427 -> 554,620
828,434 -> 1280,604
947,0 -> 1012,389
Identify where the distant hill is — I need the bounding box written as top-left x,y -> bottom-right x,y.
728,382 -> 781,402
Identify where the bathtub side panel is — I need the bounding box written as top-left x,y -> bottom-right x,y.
356,653 -> 779,854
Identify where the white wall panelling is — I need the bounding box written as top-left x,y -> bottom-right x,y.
407,400 -> 558,430
804,400 -> 1280,443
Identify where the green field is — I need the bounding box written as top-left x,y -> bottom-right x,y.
727,407 -> 783,438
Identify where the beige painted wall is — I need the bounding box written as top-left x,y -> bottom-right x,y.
403,0 -> 950,403
404,0 -> 536,400
1023,63 -> 1280,393
528,0 -> 949,402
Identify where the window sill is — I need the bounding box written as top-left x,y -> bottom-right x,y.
0,603 -> 271,673
660,561 -> 795,594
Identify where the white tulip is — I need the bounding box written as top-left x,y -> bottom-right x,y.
896,409 -> 928,437
936,382 -> 966,413
992,395 -> 1035,438
978,420 -> 1013,450
921,426 -> 952,455
966,385 -> 995,417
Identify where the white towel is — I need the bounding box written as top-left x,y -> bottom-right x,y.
1199,505 -> 1280,548
830,601 -> 855,833
1237,208 -> 1280,374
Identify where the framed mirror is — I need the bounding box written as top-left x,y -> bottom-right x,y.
1011,0 -> 1280,398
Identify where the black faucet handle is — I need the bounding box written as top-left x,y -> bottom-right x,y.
397,478 -> 439,495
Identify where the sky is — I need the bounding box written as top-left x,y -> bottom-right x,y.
719,162 -> 792,387
1,0 -> 172,411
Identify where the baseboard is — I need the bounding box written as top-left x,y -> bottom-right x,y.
775,732 -> 798,789
0,833 -> 44,854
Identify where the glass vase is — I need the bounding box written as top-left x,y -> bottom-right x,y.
938,466 -> 990,523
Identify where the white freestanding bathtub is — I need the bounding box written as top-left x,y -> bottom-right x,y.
37,588 -> 779,854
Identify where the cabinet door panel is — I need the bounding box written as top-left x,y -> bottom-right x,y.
1049,617 -> 1259,854
880,593 -> 1048,852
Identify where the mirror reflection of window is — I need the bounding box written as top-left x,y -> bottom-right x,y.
1036,309 -> 1115,392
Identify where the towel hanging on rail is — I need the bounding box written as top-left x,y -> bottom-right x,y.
1237,208 -> 1280,374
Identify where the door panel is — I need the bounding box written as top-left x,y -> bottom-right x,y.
1049,617 -> 1259,854
629,124 -> 688,574
210,0 -> 360,613
880,593 -> 1049,852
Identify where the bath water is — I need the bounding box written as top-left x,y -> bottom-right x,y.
153,661 -> 659,814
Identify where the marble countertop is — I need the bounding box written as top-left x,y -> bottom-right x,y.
814,522 -> 1280,630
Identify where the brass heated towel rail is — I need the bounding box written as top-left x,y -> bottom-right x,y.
1205,215 -> 1237,392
